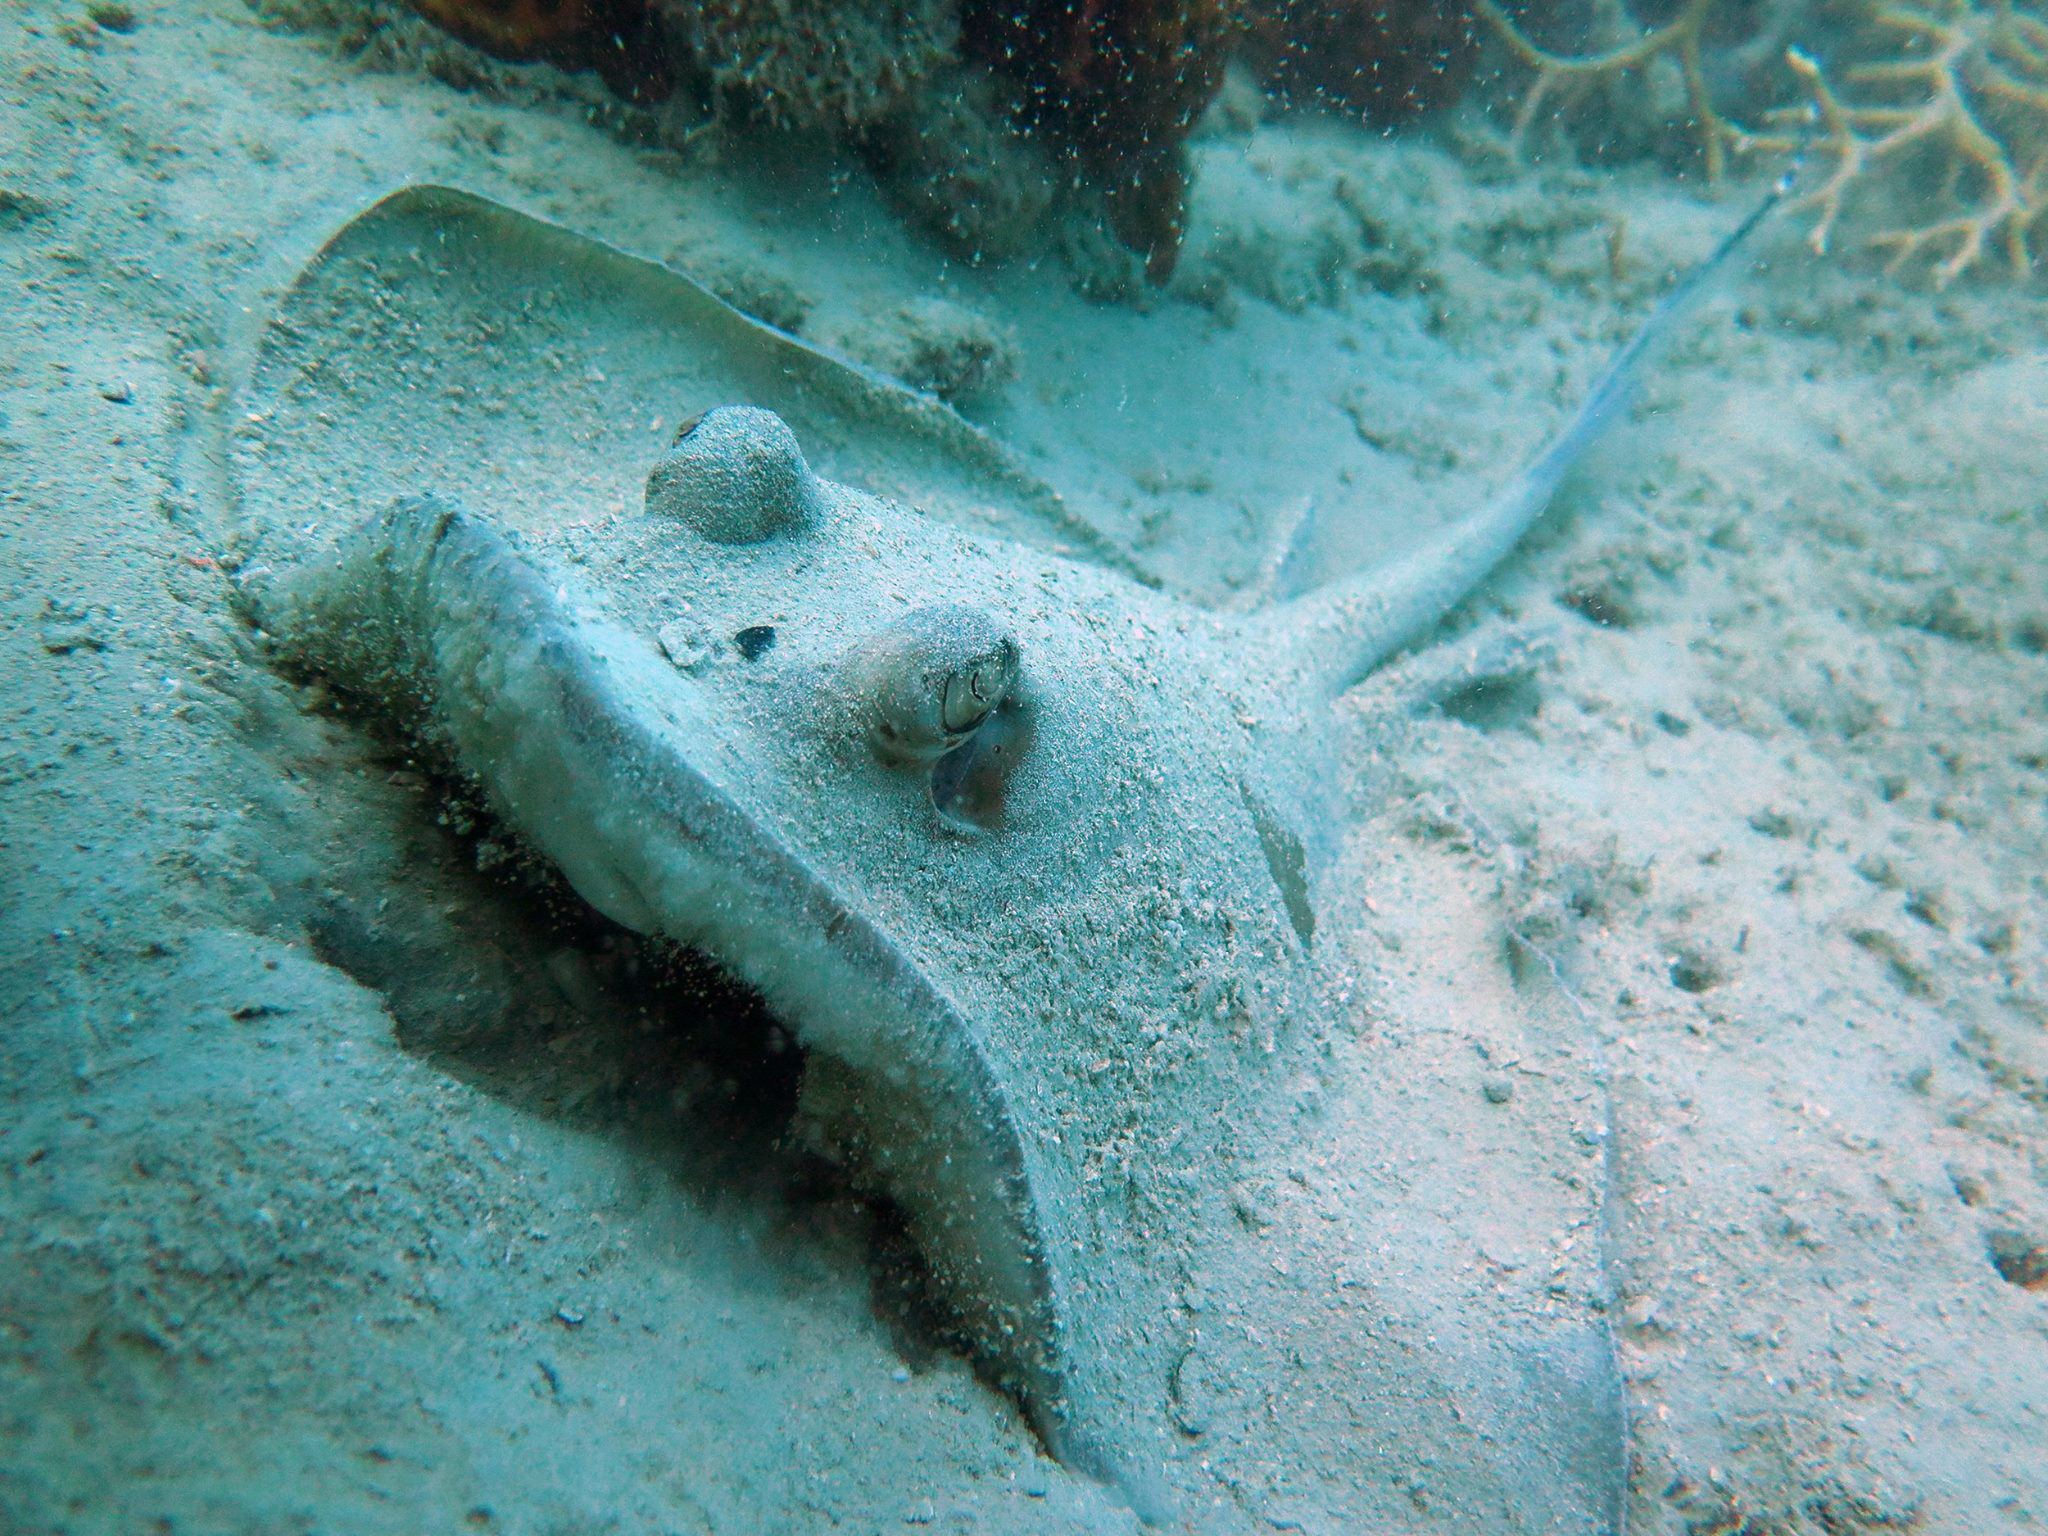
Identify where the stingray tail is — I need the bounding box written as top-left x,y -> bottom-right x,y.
1270,169 -> 1793,702
1500,171 -> 1792,532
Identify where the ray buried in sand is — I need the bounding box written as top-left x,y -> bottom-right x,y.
213,165 -> 1792,1525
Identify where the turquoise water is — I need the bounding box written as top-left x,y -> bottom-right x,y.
3,3 -> 2044,1532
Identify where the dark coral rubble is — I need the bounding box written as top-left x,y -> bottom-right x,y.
964,0 -> 1237,281
1242,0 -> 1479,128
406,0 -> 1484,280
672,0 -> 959,129
861,65 -> 1057,267
408,0 -> 675,101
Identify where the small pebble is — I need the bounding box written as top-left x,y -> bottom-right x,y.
39,599 -> 109,654
1482,1075 -> 1513,1105
1986,1229 -> 2048,1289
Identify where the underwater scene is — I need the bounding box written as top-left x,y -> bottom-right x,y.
3,0 -> 2045,1530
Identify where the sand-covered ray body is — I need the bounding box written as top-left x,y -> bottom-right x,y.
259,470 -> 1325,1511
223,183 -> 1778,1527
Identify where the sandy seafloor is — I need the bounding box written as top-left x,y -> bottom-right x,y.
3,0 -> 2046,1531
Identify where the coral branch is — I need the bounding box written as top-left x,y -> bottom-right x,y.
1766,2 -> 2047,286
1471,0 -> 1746,179
1474,0 -> 2046,284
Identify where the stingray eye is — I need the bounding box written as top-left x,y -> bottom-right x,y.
847,605 -> 1019,768
942,664 -> 998,735
644,405 -> 822,544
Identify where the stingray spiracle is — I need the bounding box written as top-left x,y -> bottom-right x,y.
846,605 -> 1020,768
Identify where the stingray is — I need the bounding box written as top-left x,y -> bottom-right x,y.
215,180 -> 1783,1528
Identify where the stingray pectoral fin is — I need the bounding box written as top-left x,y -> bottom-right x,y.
794,1041 -> 1166,1517
222,183 -> 1143,582
263,499 -> 1158,1505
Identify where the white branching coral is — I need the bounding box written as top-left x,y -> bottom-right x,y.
1765,3 -> 2048,285
1472,0 -> 1747,180
1474,0 -> 2048,285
